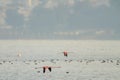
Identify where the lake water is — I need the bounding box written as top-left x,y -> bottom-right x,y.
0,40 -> 120,80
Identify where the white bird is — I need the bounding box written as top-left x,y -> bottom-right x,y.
17,51 -> 22,57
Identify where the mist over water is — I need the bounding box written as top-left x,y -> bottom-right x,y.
0,40 -> 120,60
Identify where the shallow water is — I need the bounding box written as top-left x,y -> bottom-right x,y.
0,60 -> 120,80
0,40 -> 120,80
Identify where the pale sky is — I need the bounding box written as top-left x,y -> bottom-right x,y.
0,0 -> 120,40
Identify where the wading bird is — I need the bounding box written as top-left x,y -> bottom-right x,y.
35,66 -> 61,73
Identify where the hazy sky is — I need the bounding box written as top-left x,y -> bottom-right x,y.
0,0 -> 120,40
